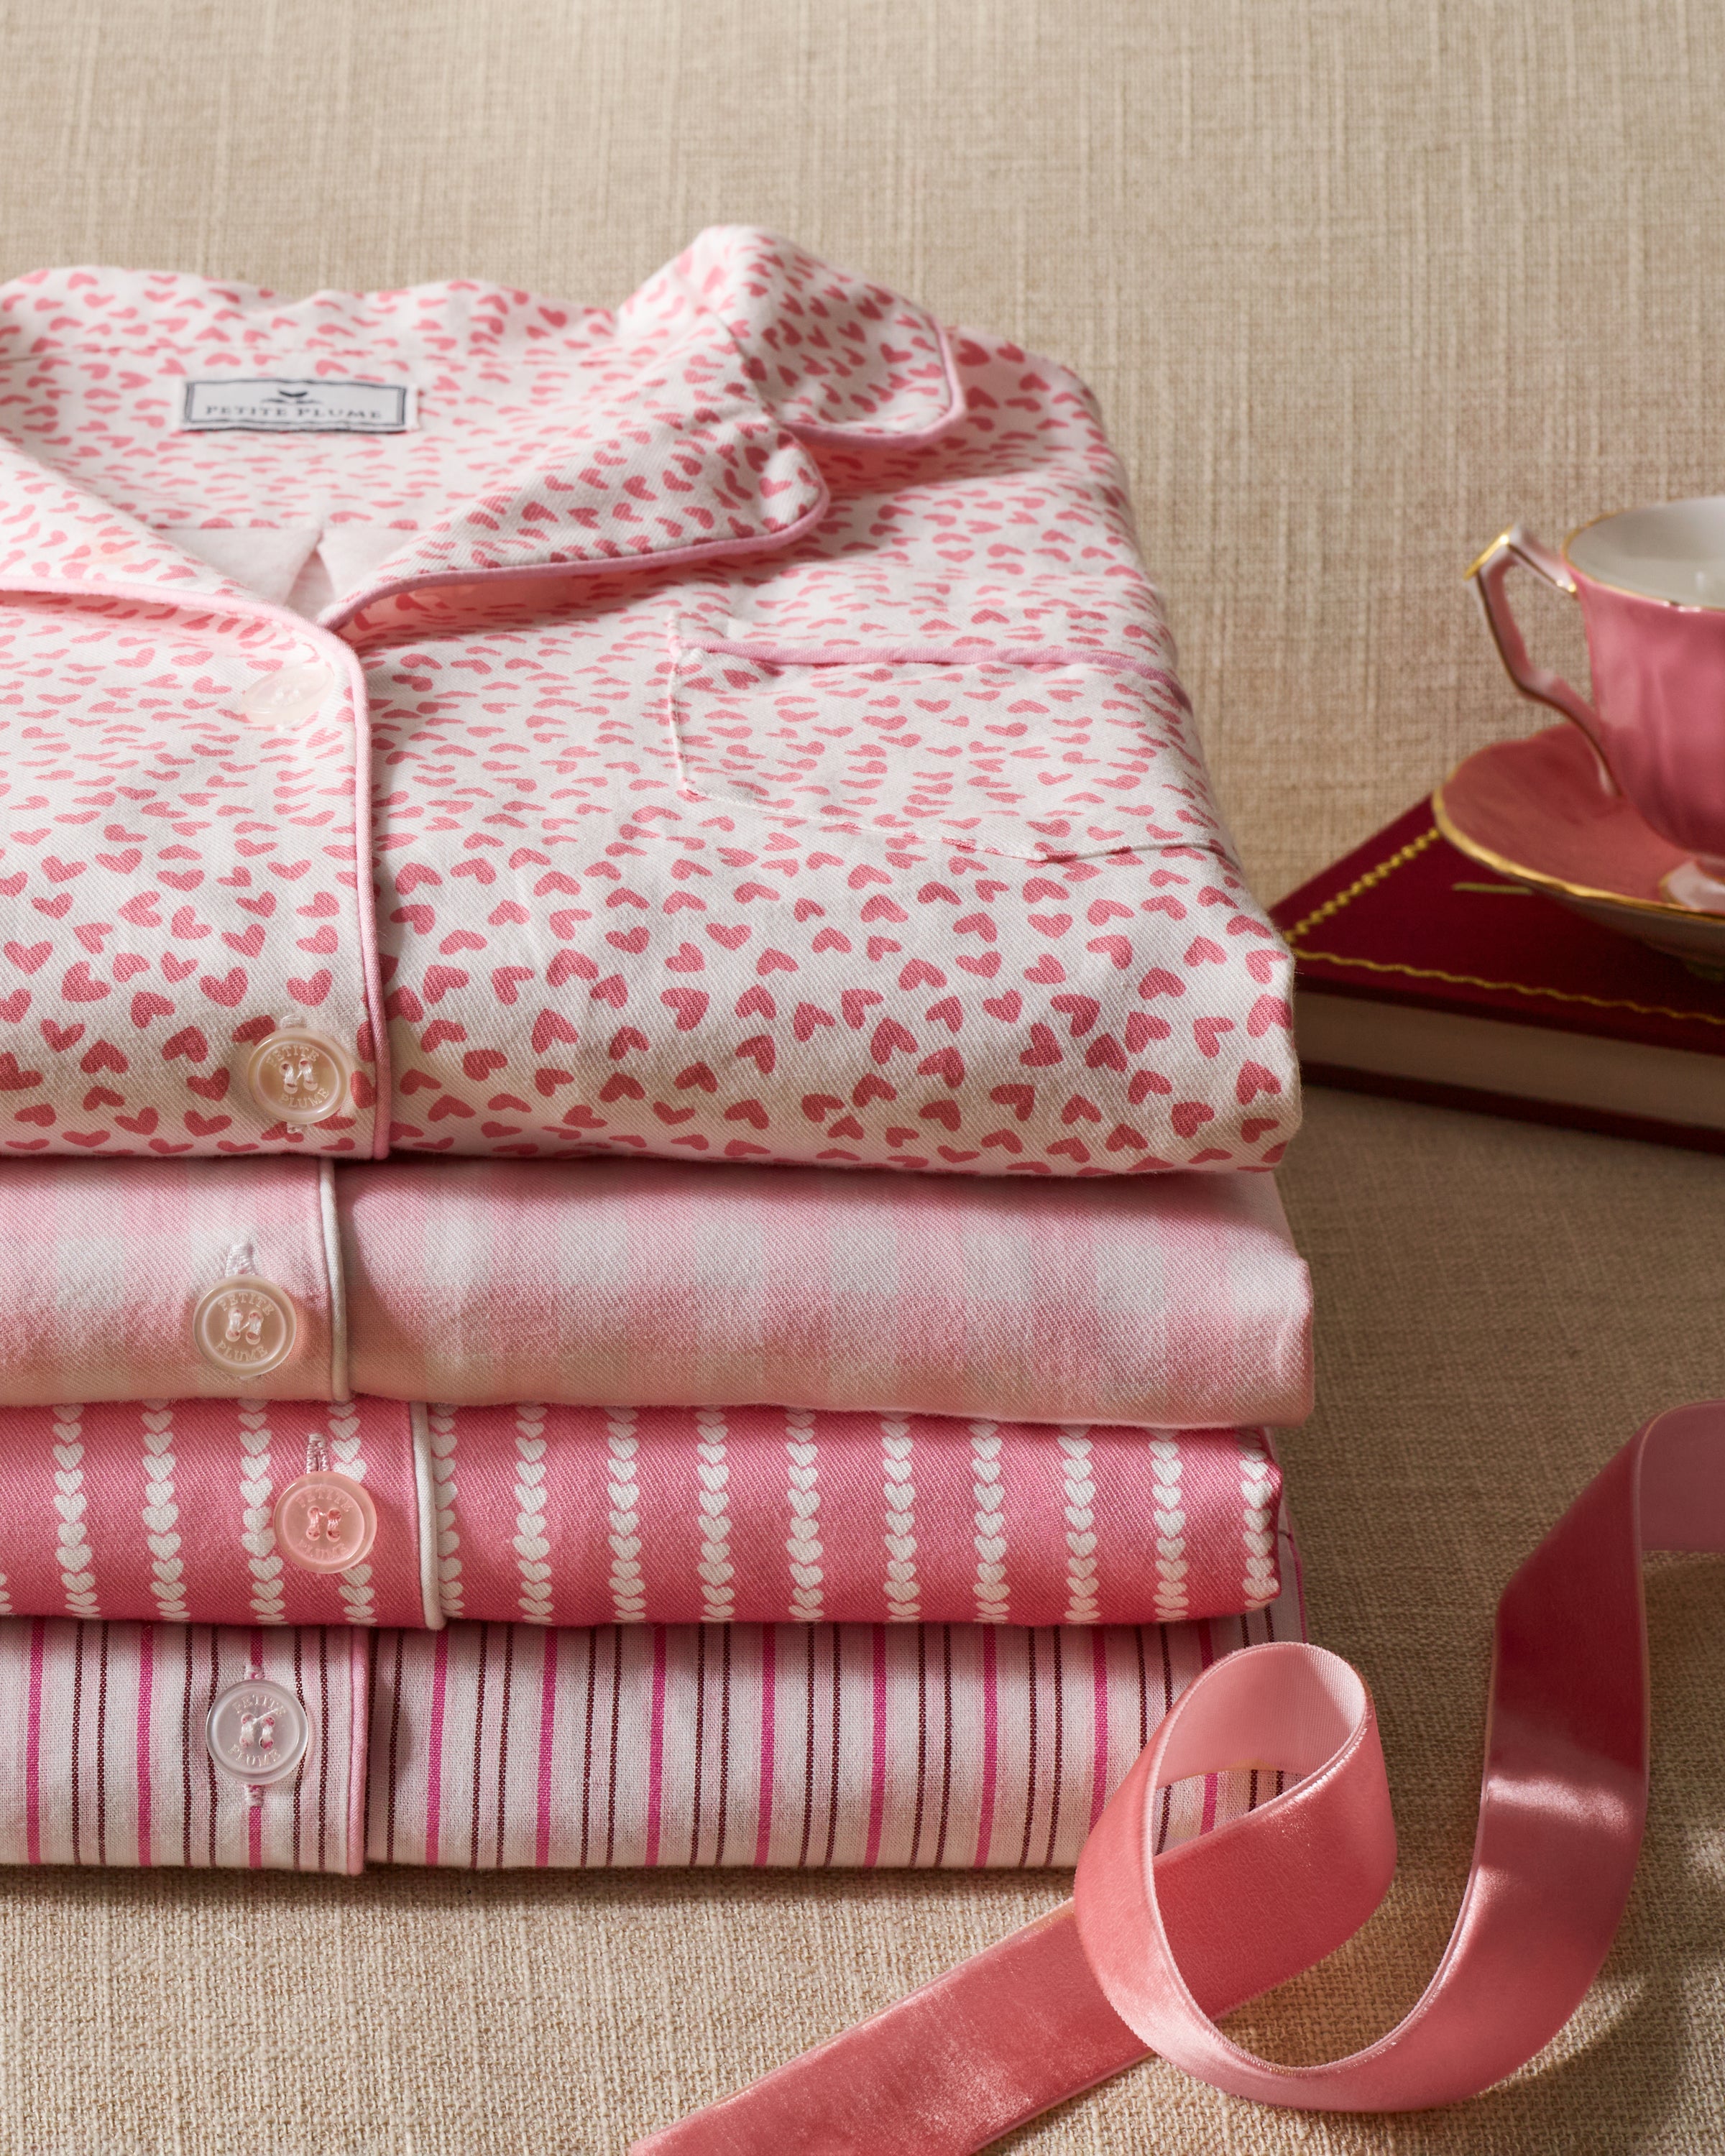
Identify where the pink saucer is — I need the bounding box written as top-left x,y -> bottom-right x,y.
1433,723 -> 1725,967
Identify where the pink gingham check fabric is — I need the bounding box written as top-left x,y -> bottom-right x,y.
0,231 -> 1295,1174
0,1155 -> 1312,1427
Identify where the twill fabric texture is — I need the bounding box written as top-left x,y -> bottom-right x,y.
0,229 -> 1295,1174
0,1511 -> 1300,1872
0,1154 -> 1312,1426
0,1397 -> 1282,1633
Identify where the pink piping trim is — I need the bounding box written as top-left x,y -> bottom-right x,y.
788,318 -> 968,449
346,1627 -> 371,1875
0,573 -> 392,1161
674,241 -> 967,450
680,636 -> 1192,714
318,487 -> 833,634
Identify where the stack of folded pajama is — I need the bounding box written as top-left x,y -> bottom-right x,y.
0,229 -> 1310,1874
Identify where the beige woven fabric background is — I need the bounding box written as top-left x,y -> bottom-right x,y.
3,1 -> 1725,2148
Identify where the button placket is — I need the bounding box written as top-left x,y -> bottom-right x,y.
231,658 -> 339,731
246,1028 -> 354,1126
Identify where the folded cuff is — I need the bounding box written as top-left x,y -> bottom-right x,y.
0,1619 -> 367,1872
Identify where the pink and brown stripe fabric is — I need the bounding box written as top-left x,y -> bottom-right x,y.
368,1549 -> 1302,1871
0,1399 -> 1281,1631
0,1155 -> 1312,1428
0,1620 -> 368,1871
0,1513 -> 1301,1871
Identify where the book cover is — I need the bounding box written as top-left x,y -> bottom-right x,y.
1269,800 -> 1725,1149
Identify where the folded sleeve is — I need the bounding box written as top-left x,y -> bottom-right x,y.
0,1396 -> 430,1629
367,1505 -> 1304,1871
0,1397 -> 1274,1632
341,1157 -> 1314,1427
0,1156 -> 339,1405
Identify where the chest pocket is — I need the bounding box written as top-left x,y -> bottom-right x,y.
668,627 -> 1225,865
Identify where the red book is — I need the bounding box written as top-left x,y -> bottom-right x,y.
1269,801 -> 1725,1151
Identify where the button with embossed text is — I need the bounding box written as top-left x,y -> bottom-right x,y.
273,1470 -> 377,1574
231,660 -> 336,730
192,1274 -> 298,1377
205,1674 -> 310,1786
245,1028 -> 353,1125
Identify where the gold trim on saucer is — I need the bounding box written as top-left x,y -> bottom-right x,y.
1431,772 -> 1712,926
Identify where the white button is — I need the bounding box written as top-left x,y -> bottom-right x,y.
206,1675 -> 310,1787
274,1470 -> 378,1574
192,1274 -> 298,1377
246,1028 -> 353,1124
232,661 -> 336,730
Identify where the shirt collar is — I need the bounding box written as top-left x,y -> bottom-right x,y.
0,229 -> 965,626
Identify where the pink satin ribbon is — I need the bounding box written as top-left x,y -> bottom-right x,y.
632,1400 -> 1725,2150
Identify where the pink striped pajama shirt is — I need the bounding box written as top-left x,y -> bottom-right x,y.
0,1510 -> 1301,1871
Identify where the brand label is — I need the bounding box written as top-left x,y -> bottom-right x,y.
177,377 -> 416,433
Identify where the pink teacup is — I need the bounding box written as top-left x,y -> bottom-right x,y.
1469,499 -> 1725,911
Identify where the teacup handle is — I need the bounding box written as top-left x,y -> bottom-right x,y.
1466,524 -> 1616,790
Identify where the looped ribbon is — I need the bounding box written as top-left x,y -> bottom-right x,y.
632,1401 -> 1725,2152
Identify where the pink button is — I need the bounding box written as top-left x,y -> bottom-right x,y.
205,1676 -> 310,1786
273,1470 -> 378,1573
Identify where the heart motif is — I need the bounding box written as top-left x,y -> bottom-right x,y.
0,287 -> 1289,1174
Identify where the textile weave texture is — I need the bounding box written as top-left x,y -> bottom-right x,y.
0,1397 -> 1281,1632
0,235 -> 1297,1176
0,1514 -> 1300,1874
5,3 -> 1725,2153
0,1152 -> 1313,1426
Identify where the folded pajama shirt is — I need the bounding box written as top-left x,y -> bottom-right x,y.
0,1508 -> 1302,1871
0,1154 -> 1312,1425
0,230 -> 1314,1880
0,1396 -> 1282,1631
0,228 -> 1296,1176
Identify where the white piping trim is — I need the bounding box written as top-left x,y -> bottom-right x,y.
318,1159 -> 350,1402
408,1401 -> 445,1630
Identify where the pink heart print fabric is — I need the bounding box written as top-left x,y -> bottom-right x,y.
0,1155 -> 1312,1427
0,1396 -> 1280,1632
0,1508 -> 1300,1872
0,229 -> 1295,1174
